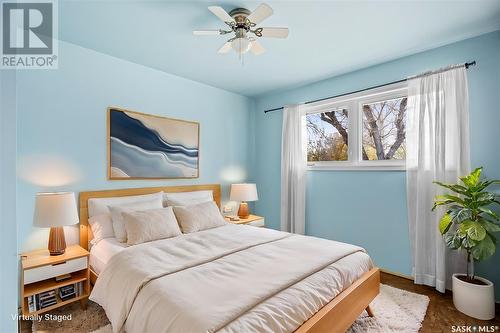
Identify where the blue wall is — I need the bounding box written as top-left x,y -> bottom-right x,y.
15,40 -> 253,252
252,31 -> 500,298
1,70 -> 18,333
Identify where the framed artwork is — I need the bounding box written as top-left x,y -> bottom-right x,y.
107,107 -> 200,179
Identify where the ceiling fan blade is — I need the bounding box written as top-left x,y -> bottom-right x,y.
260,27 -> 289,38
247,3 -> 273,24
193,30 -> 221,36
208,6 -> 235,23
217,42 -> 232,54
250,40 -> 266,55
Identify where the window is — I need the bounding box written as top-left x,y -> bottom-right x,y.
362,97 -> 407,161
307,109 -> 348,162
305,83 -> 407,170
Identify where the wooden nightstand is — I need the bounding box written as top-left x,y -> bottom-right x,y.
20,245 -> 90,315
225,214 -> 265,227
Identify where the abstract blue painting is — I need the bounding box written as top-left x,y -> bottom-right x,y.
108,108 -> 199,179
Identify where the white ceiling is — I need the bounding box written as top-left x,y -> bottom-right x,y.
59,1 -> 500,96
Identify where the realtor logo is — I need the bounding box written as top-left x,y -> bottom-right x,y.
1,0 -> 58,69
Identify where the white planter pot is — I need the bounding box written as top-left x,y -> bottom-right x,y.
452,273 -> 495,320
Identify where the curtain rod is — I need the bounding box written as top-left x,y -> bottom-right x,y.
264,61 -> 476,114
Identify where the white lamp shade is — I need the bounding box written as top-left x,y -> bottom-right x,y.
33,192 -> 79,227
230,183 -> 258,202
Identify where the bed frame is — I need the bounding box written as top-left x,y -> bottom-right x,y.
79,184 -> 380,333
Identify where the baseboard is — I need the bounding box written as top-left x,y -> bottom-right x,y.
380,268 -> 413,280
380,269 -> 500,305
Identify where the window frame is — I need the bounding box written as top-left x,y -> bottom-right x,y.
305,82 -> 408,171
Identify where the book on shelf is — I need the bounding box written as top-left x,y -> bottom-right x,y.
60,284 -> 74,291
40,299 -> 57,309
28,295 -> 36,313
39,291 -> 56,301
59,286 -> 75,301
60,293 -> 76,302
59,285 -> 75,296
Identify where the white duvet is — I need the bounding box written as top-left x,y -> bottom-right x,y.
90,224 -> 372,333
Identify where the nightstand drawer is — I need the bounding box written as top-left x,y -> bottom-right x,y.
24,257 -> 87,284
247,219 -> 265,227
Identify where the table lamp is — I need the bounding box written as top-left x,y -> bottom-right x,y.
230,183 -> 258,219
33,192 -> 79,256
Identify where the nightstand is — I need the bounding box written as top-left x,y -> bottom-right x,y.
225,214 -> 265,227
20,245 -> 90,315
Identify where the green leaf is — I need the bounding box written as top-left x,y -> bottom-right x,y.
476,180 -> 500,192
475,199 -> 495,208
432,199 -> 454,211
478,207 -> 499,220
444,233 -> 462,249
481,220 -> 500,233
459,220 -> 473,234
459,220 -> 486,241
434,195 -> 451,202
467,222 -> 487,241
439,214 -> 453,234
476,192 -> 495,201
433,181 -> 469,195
489,232 -> 497,245
471,233 -> 496,261
441,194 -> 466,205
448,206 -> 472,223
460,167 -> 482,188
462,236 -> 478,249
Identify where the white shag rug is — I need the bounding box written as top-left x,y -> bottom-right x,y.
347,284 -> 429,333
33,284 -> 429,333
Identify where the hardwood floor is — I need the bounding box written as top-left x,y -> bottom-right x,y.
21,272 -> 500,332
381,271 -> 500,332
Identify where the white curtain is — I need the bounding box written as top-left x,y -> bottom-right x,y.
281,104 -> 306,234
406,66 -> 470,292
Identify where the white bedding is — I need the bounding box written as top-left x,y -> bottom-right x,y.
90,225 -> 373,333
90,238 -> 127,274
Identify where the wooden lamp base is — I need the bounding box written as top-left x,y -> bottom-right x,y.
237,202 -> 250,219
48,227 -> 66,256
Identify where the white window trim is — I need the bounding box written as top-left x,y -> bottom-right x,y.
305,82 -> 408,171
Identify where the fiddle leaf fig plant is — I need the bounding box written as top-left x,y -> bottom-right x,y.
432,167 -> 500,281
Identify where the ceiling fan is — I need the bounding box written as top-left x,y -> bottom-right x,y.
193,3 -> 289,56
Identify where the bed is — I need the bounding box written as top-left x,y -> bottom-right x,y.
79,184 -> 380,333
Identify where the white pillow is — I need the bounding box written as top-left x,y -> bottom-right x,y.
163,190 -> 213,207
123,207 -> 182,246
88,192 -> 164,217
173,201 -> 226,234
88,214 -> 114,245
109,199 -> 163,242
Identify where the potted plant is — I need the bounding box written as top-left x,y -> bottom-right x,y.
433,167 -> 499,320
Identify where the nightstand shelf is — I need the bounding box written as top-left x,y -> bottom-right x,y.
23,269 -> 88,296
20,245 -> 90,316
22,293 -> 88,317
225,214 -> 265,227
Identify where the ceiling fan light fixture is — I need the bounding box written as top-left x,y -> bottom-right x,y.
231,37 -> 251,54
194,3 -> 288,57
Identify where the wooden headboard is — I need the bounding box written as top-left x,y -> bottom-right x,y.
79,184 -> 221,250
